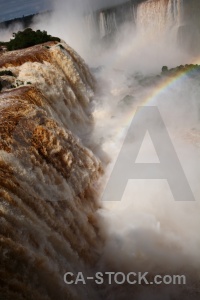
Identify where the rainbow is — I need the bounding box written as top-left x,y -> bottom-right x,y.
118,62 -> 200,141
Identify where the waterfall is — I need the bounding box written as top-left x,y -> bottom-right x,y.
136,0 -> 182,35
99,11 -> 118,38
0,42 -> 103,300
85,1 -> 135,39
177,0 -> 200,54
1,1 -> 200,299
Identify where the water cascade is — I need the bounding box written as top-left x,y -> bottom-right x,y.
0,41 -> 103,300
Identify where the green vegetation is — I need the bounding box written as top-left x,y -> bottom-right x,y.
162,66 -> 168,73
0,70 -> 14,76
1,28 -> 60,51
161,64 -> 200,77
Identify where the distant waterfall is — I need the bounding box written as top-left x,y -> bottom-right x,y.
136,0 -> 183,35
85,0 -> 200,54
99,11 -> 117,38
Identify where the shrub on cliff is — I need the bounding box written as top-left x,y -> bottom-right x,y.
162,66 -> 168,73
6,28 -> 60,51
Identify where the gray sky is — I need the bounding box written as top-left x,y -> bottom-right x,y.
0,0 -> 51,22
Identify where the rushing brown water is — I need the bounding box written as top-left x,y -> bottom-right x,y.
1,2 -> 200,295
0,42 -> 103,300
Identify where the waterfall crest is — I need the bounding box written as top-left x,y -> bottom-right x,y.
0,42 -> 103,300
